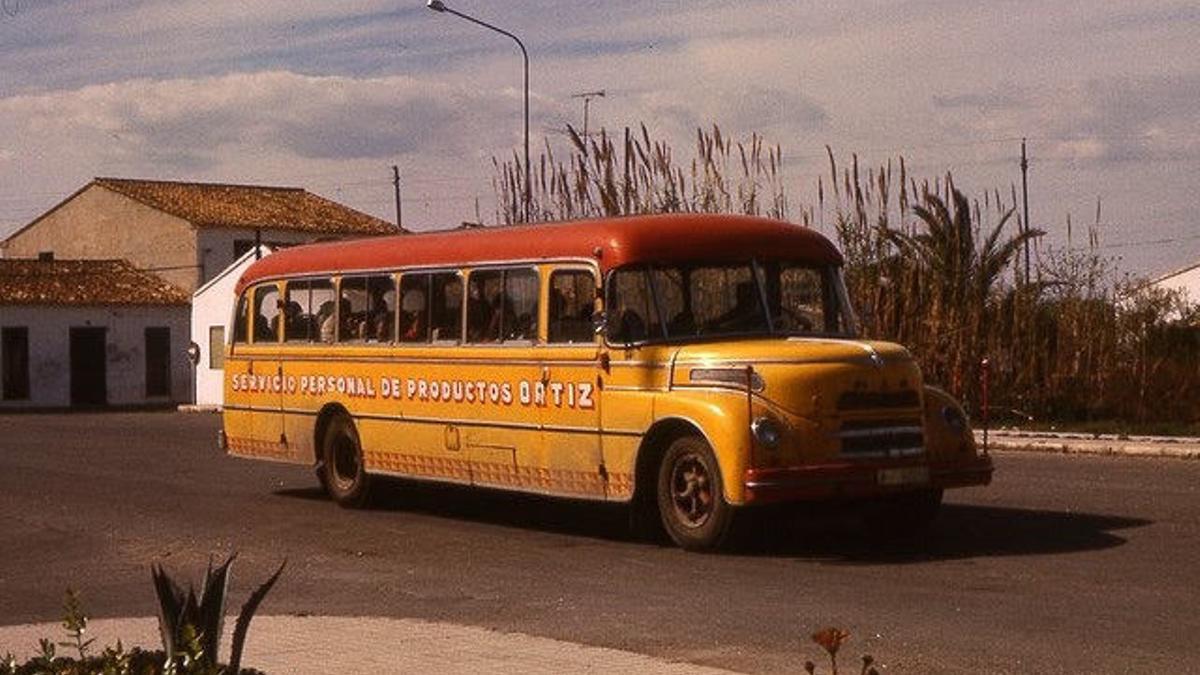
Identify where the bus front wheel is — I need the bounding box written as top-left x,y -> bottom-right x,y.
321,414 -> 371,508
656,435 -> 734,551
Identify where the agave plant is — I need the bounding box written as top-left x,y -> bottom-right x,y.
151,555 -> 286,673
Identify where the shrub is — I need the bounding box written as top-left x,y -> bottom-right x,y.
1,556 -> 285,675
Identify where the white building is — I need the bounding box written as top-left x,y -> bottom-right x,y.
191,246 -> 271,408
1151,260 -> 1200,308
1,259 -> 191,408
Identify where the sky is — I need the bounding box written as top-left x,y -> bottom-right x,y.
0,0 -> 1197,277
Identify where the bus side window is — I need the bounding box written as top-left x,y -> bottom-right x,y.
548,269 -> 596,344
466,268 -> 537,343
232,293 -> 249,344
337,277 -> 365,343
252,284 -> 280,343
504,269 -> 538,342
430,272 -> 463,342
467,270 -> 503,342
311,278 -> 336,343
399,273 -> 430,343
284,280 -> 311,342
606,267 -> 657,343
338,275 -> 395,343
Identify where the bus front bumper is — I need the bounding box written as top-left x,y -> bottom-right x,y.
742,455 -> 993,505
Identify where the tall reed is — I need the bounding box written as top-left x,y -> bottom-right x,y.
493,125 -> 1199,428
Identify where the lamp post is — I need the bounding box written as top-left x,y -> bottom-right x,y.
427,0 -> 530,223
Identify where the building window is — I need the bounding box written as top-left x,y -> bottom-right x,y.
208,326 -> 225,369
2,327 -> 30,400
145,327 -> 171,397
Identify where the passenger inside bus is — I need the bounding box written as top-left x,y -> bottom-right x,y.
282,300 -> 308,341
399,289 -> 427,342
363,289 -> 394,342
708,280 -> 766,333
317,301 -> 336,343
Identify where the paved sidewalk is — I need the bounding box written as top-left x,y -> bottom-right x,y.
0,616 -> 741,674
976,429 -> 1200,459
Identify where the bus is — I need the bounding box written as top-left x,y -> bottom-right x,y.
220,213 -> 992,550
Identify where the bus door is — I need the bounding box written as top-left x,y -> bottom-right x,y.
539,267 -> 605,500
598,266 -> 672,502
459,268 -> 543,491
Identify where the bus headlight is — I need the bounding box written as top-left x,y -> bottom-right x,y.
941,404 -> 967,433
751,416 -> 782,449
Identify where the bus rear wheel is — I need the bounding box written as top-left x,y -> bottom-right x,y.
656,435 -> 734,551
321,414 -> 371,508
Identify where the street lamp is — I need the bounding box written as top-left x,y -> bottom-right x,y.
427,0 -> 530,223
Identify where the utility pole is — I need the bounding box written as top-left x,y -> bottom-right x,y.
392,165 -> 403,230
1020,138 -> 1031,284
571,90 -> 605,142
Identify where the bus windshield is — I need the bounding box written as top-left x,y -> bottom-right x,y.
606,260 -> 857,343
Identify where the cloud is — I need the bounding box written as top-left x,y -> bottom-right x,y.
0,71 -> 528,171
926,75 -> 1200,163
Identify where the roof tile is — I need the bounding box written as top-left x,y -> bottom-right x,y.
94,177 -> 399,235
0,259 -> 191,306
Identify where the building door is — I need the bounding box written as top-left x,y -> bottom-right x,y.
2,327 -> 30,400
70,327 -> 107,406
145,327 -> 171,398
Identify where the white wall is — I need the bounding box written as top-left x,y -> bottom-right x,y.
191,246 -> 271,407
197,228 -> 316,288
1153,264 -> 1200,307
0,305 -> 190,408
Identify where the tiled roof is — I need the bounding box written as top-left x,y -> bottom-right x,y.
0,259 -> 190,306
92,177 -> 400,235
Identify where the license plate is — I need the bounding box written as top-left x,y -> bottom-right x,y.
877,466 -> 930,486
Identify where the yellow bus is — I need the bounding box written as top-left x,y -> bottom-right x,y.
221,213 -> 991,550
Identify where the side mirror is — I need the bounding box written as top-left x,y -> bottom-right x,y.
592,309 -> 608,336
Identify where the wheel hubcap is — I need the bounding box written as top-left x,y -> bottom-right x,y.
670,454 -> 713,528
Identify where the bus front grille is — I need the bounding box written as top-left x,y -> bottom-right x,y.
836,389 -> 920,411
837,419 -> 924,458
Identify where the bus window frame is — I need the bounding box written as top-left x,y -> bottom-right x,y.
545,264 -> 601,346
396,268 -> 466,346
465,264 -> 540,347
250,282 -> 282,345
336,272 -> 399,346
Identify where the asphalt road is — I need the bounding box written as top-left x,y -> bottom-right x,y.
1,412 -> 1197,673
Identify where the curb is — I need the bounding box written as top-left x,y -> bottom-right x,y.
976,430 -> 1200,460
0,616 -> 742,675
177,404 -> 222,413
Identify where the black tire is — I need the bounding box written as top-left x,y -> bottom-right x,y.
656,435 -> 734,551
321,414 -> 371,508
862,488 -> 943,538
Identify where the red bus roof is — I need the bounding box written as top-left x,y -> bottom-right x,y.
235,213 -> 843,293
